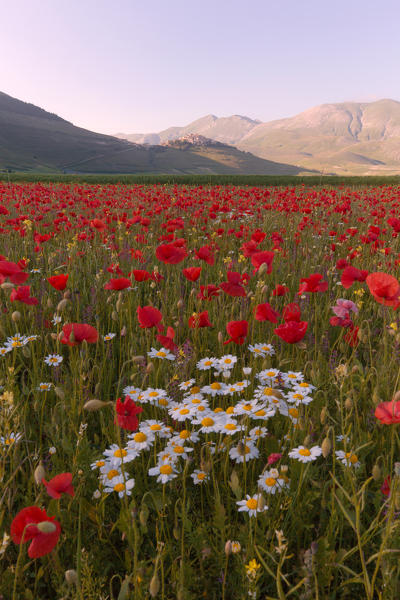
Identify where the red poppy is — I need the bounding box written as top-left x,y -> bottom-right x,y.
272,284 -> 289,297
340,266 -> 368,289
282,303 -> 301,322
60,323 -> 99,346
241,240 -> 259,257
197,284 -> 220,300
188,311 -> 213,328
156,326 -> 178,352
156,243 -> 187,264
115,396 -> 143,431
251,251 -> 274,274
375,400 -> 400,424
381,476 -> 391,496
366,272 -> 400,308
219,271 -> 246,297
0,260 -> 29,285
47,274 -> 69,291
104,277 -> 131,290
254,302 -> 280,323
10,286 -> 38,306
224,320 -> 248,345
194,246 -> 214,265
344,325 -> 359,347
274,320 -> 308,343
131,269 -> 151,282
182,267 -> 202,282
298,273 -> 328,294
90,219 -> 106,231
137,305 -> 163,331
42,473 -> 74,499
336,259 -> 349,270
11,506 -> 61,558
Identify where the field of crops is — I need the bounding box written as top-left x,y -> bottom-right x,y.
1,181 -> 400,599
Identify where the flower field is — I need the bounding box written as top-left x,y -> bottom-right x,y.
1,181 -> 400,599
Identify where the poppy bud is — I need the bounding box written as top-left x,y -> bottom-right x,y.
36,521 -> 57,533
257,262 -> 267,276
173,524 -> 180,540
257,494 -> 266,510
218,331 -> 223,344
111,310 -> 118,322
132,355 -> 145,363
345,397 -> 353,410
47,298 -> 53,309
320,407 -> 327,424
65,569 -> 78,586
372,389 -> 381,405
83,399 -> 111,411
303,435 -> 311,448
120,325 -> 127,336
146,362 -> 154,373
149,573 -> 160,597
1,282 -> 14,290
57,299 -> 69,311
34,462 -> 46,485
55,386 -> 65,400
177,299 -> 184,309
372,464 -> 381,481
22,345 -> 30,358
261,285 -> 268,295
225,540 -> 232,555
321,437 -> 332,458
139,504 -> 149,527
11,311 -> 21,322
393,391 -> 400,403
63,290 -> 71,299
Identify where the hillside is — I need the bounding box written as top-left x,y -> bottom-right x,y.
117,100 -> 400,175
0,91 -> 308,175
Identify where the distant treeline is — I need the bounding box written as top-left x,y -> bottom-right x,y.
1,172 -> 400,187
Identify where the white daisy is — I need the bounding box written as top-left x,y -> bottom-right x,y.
194,414 -> 224,434
248,343 -> 275,357
148,462 -> 178,484
191,470 -> 209,485
122,385 -> 142,399
104,475 -> 135,498
285,391 -> 313,406
44,354 -> 63,367
236,494 -> 267,517
147,347 -> 175,361
141,420 -> 172,438
257,469 -> 286,494
0,347 -> 12,357
103,444 -> 138,467
0,432 -> 23,447
103,333 -> 116,341
200,381 -> 228,397
197,357 -> 218,370
229,441 -> 259,463
288,445 -> 322,463
335,450 -> 361,468
178,379 -> 196,391
127,430 -> 155,451
37,382 -> 53,392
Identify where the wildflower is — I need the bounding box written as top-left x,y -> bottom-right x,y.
224,320 -> 248,345
182,266 -> 202,281
47,274 -> 69,291
37,383 -> 53,392
10,286 -> 39,305
0,432 -> 22,447
127,430 -> 155,451
298,273 -> 328,294
104,277 -> 131,290
375,400 -> 400,424
42,473 -> 74,499
156,243 -> 187,264
60,323 -> 98,346
52,314 -> 62,325
148,462 -> 178,484
254,302 -> 280,323
104,475 -> 135,497
103,332 -> 116,341
274,320 -> 308,344
11,506 -> 61,558
267,452 -> 282,465
237,494 -> 267,517
335,450 -> 361,468
229,441 -> 259,463
289,445 -> 322,463
115,396 -> 143,431
49,447 -> 56,455
197,357 -> 217,370
44,354 -> 63,367
136,305 -> 163,331
257,470 -> 286,494
103,444 -> 138,467
191,470 -> 209,484
366,272 -> 400,308
194,414 -> 224,433
147,347 -> 176,360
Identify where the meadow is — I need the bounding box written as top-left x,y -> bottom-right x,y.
0,181 -> 400,599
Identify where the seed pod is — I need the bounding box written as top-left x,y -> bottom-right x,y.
345,397 -> 353,410
22,345 -> 30,358
321,437 -> 332,458
139,504 -> 149,527
83,399 -> 112,411
34,462 -> 46,486
173,525 -> 180,540
111,310 -> 118,322
64,569 -> 78,586
11,311 -> 21,322
149,572 -> 160,597
57,298 -> 69,311
372,464 -> 381,481
372,389 -> 381,405
320,406 -> 327,424
0,282 -> 14,290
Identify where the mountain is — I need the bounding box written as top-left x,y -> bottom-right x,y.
117,100 -> 400,175
0,91 -> 308,174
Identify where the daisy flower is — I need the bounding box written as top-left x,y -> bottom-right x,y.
201,382 -> 228,397
122,386 -> 142,400
194,414 -> 223,434
148,462 -> 178,484
257,469 -> 286,494
147,347 -> 176,361
168,404 -> 192,422
166,442 -> 194,460
249,426 -> 268,439
248,343 -> 275,357
103,333 -> 116,341
104,475 -> 135,498
141,420 -> 172,438
37,383 -> 53,392
234,399 -> 260,416
249,405 -> 276,420
52,314 -> 62,325
226,380 -> 250,394
288,445 -> 322,463
142,388 -> 169,405
191,470 -> 209,485
237,494 -> 267,517
257,368 -> 281,386
335,450 -> 361,468
178,379 -> 196,391
217,355 -> 238,370
100,464 -> 121,484
103,444 -> 138,467
127,430 -> 155,451
218,419 -> 244,436
281,371 -> 304,385
293,381 -> 316,394
0,432 -> 22,447
0,347 -> 12,357
197,357 -> 218,371
44,354 -> 63,367
285,391 -> 313,406
229,441 -> 259,463
90,458 -> 107,471
170,429 -> 200,444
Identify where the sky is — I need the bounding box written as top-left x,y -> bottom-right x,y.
1,0 -> 400,135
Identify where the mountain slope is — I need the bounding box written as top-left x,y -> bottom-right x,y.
0,91 -> 307,174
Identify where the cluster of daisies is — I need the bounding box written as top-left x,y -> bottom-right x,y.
0,333 -> 38,356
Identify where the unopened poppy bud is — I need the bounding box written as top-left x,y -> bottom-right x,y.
218,331 -> 223,344
34,462 -> 46,485
46,297 -> 53,309
392,391 -> 400,403
65,569 -> 78,585
225,540 -> 232,555
55,386 -> 65,400
261,285 -> 268,295
120,325 -> 127,336
257,494 -> 267,510
111,310 -> 118,322
63,290 -> 71,299
50,333 -> 58,340
132,355 -> 145,363
345,397 -> 353,410
257,262 -> 267,276
372,464 -> 381,481
57,298 -> 69,311
321,437 -> 332,458
146,362 -> 154,373
174,321 -> 180,327
303,435 -> 311,448
22,345 -> 30,358
83,399 -> 110,411
177,299 -> 184,309
149,572 -> 160,597
1,282 -> 14,290
320,406 -> 327,424
280,465 -> 288,473
372,390 -> 381,405
36,521 -> 57,534
190,288 -> 196,297
139,505 -> 149,527
11,311 -> 21,322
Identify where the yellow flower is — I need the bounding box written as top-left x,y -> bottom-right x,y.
390,322 -> 398,332
245,559 -> 261,579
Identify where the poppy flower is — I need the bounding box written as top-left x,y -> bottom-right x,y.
381,476 -> 391,496
254,302 -> 280,323
0,260 -> 29,285
272,284 -> 289,297
104,277 -> 131,290
11,506 -> 61,558
375,400 -> 400,424
90,219 -> 106,231
47,274 -> 69,291
224,320 -> 248,345
115,396 -> 143,431
194,246 -> 214,265
241,240 -> 259,257
336,259 -> 349,270
366,272 -> 400,308
251,251 -> 274,274
282,303 -> 301,322
10,286 -> 38,306
156,326 -> 178,352
340,266 -> 368,289
156,243 -> 187,264
344,325 -> 359,347
298,273 -> 328,294
42,473 -> 74,499
219,271 -> 246,297
61,323 -> 99,346
274,320 -> 308,344
197,284 -> 220,301
137,306 -> 163,331
188,311 -> 213,328
131,270 -> 151,282
182,267 -> 202,282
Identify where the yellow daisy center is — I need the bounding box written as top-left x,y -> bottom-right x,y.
113,448 -> 127,458
114,483 -> 125,492
160,464 -> 173,475
299,448 -> 311,456
133,432 -> 147,443
264,477 -> 276,487
107,469 -> 120,480
246,498 -> 258,510
210,382 -> 221,390
201,417 -> 214,427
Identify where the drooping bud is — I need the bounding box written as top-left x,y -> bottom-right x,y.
65,569 -> 78,586
146,362 -> 154,373
11,311 -> 21,322
321,437 -> 332,458
218,331 -> 223,344
120,325 -> 127,337
54,386 -> 65,400
149,572 -> 160,597
372,464 -> 381,481
34,462 -> 46,485
57,298 -> 69,311
36,521 -> 57,533
225,540 -> 232,555
83,399 -> 112,411
344,397 -> 353,410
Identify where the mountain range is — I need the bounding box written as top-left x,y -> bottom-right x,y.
116,99 -> 400,175
0,91 -> 308,175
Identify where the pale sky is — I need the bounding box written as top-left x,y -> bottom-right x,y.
1,0 -> 400,135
